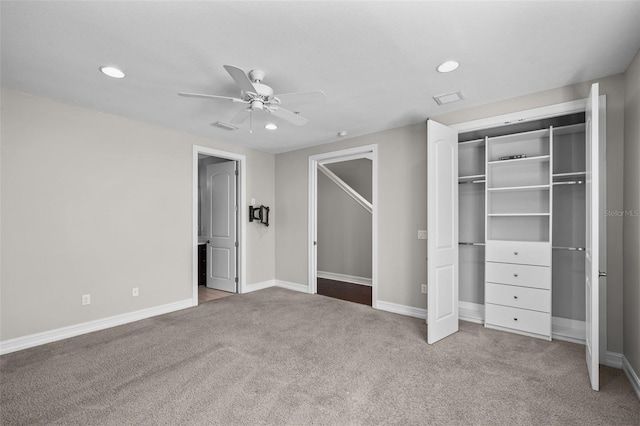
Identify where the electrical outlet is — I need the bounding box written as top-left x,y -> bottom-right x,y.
418,230 -> 427,240
421,284 -> 427,294
82,294 -> 91,305
132,287 -> 139,297
251,198 -> 256,206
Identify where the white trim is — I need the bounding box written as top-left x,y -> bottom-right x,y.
0,299 -> 193,355
275,280 -> 309,293
376,300 -> 427,320
241,279 -> 309,294
623,356 -> 640,400
604,351 -> 623,369
317,163 -> 372,213
458,301 -> 484,324
552,317 -> 586,344
317,271 -> 372,286
308,144 -> 378,308
193,146 -> 247,301
243,279 -> 276,293
450,99 -> 588,133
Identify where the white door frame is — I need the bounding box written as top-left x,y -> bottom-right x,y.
192,145 -> 247,306
449,95 -> 607,358
308,145 -> 378,308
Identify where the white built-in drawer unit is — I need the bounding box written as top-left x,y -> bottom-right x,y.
485,304 -> 551,338
485,262 -> 551,290
486,240 -> 551,266
485,282 -> 551,312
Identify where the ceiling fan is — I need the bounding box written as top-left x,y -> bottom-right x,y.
178,65 -> 326,131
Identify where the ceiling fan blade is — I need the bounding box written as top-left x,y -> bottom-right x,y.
275,90 -> 326,105
223,65 -> 257,94
178,92 -> 244,102
268,106 -> 309,126
230,108 -> 250,124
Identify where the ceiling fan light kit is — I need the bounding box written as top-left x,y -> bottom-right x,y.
179,64 -> 326,133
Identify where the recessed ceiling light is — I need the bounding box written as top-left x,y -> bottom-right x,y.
265,123 -> 278,130
99,66 -> 125,79
436,60 -> 460,73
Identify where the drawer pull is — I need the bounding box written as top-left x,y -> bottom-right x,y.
514,318 -> 518,321
514,251 -> 519,255
513,273 -> 519,277
513,295 -> 518,299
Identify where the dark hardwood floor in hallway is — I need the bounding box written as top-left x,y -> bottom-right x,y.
317,277 -> 372,306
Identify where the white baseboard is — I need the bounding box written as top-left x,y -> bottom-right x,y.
623,356 -> 640,400
317,271 -> 372,286
376,300 -> 427,320
242,279 -> 309,294
242,279 -> 276,294
275,280 -> 309,293
551,317 -> 586,344
0,298 -> 193,355
605,351 -> 624,369
459,301 -> 484,324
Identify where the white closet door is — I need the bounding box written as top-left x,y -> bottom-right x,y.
585,83 -> 600,391
427,120 -> 459,344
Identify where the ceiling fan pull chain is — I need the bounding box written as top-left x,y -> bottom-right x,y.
249,110 -> 253,134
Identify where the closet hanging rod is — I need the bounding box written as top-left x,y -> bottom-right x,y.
552,180 -> 584,186
459,242 -> 485,246
458,180 -> 486,185
552,246 -> 585,251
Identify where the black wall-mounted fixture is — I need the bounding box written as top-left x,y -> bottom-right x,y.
249,205 -> 270,227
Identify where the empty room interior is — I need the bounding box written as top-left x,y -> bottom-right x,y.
2,1 -> 640,424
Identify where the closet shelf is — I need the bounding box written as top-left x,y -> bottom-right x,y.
487,184 -> 550,192
488,155 -> 550,166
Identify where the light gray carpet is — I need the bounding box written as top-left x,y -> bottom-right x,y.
1,287 -> 638,425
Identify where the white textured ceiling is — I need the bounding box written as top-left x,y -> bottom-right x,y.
2,1 -> 639,153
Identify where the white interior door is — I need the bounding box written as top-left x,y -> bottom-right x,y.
585,83 -> 600,391
206,161 -> 237,293
427,120 -> 459,344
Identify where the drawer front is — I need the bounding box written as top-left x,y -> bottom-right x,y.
485,262 -> 551,290
485,282 -> 550,312
485,304 -> 551,337
486,240 -> 551,266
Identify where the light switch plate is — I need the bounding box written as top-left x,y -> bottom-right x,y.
418,230 -> 427,240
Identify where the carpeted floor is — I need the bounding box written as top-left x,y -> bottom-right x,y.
1,287 -> 638,425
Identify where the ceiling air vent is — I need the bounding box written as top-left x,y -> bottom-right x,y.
211,121 -> 238,131
433,91 -> 465,106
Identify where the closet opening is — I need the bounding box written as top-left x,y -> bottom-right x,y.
308,145 -> 378,308
456,111 -> 595,343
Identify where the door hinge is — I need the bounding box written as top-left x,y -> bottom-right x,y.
234,277 -> 238,283
235,169 -> 238,176
235,241 -> 238,248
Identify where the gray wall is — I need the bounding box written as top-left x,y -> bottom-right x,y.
276,124 -> 428,307
1,89 -> 275,341
623,49 -> 640,378
318,159 -> 372,278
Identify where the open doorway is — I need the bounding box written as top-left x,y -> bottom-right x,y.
192,146 -> 247,306
309,145 -> 378,308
